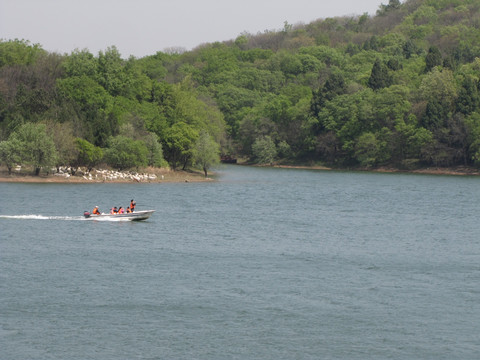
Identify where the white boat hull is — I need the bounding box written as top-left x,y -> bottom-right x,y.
84,210 -> 155,221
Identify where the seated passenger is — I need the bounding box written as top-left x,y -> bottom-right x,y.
126,206 -> 131,213
92,206 -> 101,215
118,207 -> 124,214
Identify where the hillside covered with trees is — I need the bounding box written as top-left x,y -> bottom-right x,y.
2,0 -> 480,175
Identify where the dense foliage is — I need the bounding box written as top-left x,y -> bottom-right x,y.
3,0 -> 480,173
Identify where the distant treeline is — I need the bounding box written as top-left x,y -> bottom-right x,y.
2,0 -> 480,174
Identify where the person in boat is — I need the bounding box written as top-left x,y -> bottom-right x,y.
118,206 -> 124,214
92,206 -> 101,215
130,199 -> 136,212
126,206 -> 131,213
110,206 -> 118,214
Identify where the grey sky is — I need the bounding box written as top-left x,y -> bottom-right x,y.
1,0 -> 385,58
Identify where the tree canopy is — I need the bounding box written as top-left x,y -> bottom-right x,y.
3,0 -> 480,172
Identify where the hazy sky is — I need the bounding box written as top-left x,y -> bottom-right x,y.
1,0 -> 385,58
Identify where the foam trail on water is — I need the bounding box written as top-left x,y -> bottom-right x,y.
0,214 -> 87,221
0,214 -> 134,222
0,214 -> 137,222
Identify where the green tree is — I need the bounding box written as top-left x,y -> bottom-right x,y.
0,39 -> 45,67
162,122 -> 199,170
402,39 -> 420,59
143,133 -> 167,167
354,132 -> 379,167
46,121 -> 78,171
63,49 -> 97,78
154,78 -> 225,142
368,58 -> 392,90
419,68 -> 457,110
10,123 -> 57,175
377,0 -> 401,15
0,52 -> 63,129
96,46 -> 129,96
136,53 -> 168,81
0,138 -> 22,174
56,75 -> 116,146
318,89 -> 375,146
73,138 -> 103,172
456,76 -> 480,115
314,131 -> 341,163
406,127 -> 435,163
371,86 -> 411,131
104,136 -> 148,170
422,99 -> 447,130
311,72 -> 346,120
425,46 -> 442,72
193,43 -> 239,85
194,130 -> 220,177
215,84 -> 259,137
252,135 -> 277,164
465,112 -> 480,165
363,36 -> 379,51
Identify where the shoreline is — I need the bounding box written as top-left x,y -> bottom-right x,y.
0,167 -> 213,184
271,164 -> 480,176
1,164 -> 480,184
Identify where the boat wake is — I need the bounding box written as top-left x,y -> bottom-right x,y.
0,214 -> 85,221
0,214 -> 131,221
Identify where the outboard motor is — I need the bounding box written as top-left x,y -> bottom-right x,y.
84,211 -> 91,218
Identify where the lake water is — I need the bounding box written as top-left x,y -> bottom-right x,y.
1,165 -> 480,359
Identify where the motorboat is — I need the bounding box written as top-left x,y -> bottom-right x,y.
83,210 -> 155,221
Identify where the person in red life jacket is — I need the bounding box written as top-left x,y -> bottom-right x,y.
126,206 -> 131,213
130,199 -> 136,212
92,206 -> 101,215
111,206 -> 118,214
118,206 -> 124,214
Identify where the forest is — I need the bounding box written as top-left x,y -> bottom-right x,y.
2,0 -> 480,175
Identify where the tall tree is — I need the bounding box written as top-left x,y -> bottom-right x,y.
143,133 -> 167,167
104,136 -> 148,170
252,135 -> 277,164
10,123 -> 57,175
63,49 -> 97,78
456,76 -> 480,116
422,99 -> 447,130
311,72 -> 346,122
162,122 -> 198,170
368,59 -> 391,90
46,121 -> 78,172
0,39 -> 45,67
419,68 -> 457,113
194,130 -> 220,177
402,39 -> 419,59
0,138 -> 22,174
425,46 -> 442,73
96,46 -> 127,96
354,132 -> 379,167
73,138 -> 103,172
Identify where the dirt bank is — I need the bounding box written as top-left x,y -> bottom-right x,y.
0,167 -> 213,184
